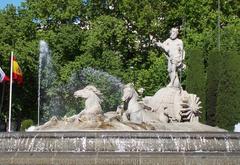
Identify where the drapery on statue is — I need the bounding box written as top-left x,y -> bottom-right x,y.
151,28 -> 185,88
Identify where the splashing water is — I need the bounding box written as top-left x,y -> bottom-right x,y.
38,40 -> 58,123
39,40 -> 50,66
50,67 -> 124,117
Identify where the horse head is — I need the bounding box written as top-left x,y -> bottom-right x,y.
74,85 -> 103,116
74,85 -> 102,100
121,83 -> 138,102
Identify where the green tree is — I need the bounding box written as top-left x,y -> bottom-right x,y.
216,51 -> 240,131
80,15 -> 128,78
136,52 -> 168,96
26,0 -> 86,28
205,25 -> 239,128
185,49 -> 206,122
205,49 -> 222,126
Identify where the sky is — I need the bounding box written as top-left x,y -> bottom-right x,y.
0,0 -> 24,9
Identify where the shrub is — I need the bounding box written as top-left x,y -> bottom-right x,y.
20,119 -> 33,131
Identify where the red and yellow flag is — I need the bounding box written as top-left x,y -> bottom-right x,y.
12,56 -> 23,85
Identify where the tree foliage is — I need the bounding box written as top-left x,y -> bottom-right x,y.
216,51 -> 240,131
205,50 -> 222,126
185,49 -> 206,122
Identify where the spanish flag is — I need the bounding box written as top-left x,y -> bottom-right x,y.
12,56 -> 23,85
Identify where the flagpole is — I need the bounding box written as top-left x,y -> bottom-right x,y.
38,55 -> 41,126
8,51 -> 13,132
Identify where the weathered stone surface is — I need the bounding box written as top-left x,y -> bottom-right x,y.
1,152 -> 240,165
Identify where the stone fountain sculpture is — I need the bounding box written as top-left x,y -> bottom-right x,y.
122,83 -> 201,124
31,28 -> 225,132
32,82 -> 223,131
74,85 -> 103,119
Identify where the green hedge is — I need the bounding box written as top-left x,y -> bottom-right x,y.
20,119 -> 33,131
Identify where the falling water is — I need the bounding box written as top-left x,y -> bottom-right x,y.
0,132 -> 239,164
70,67 -> 123,113
0,132 -> 240,153
38,40 -> 50,125
38,40 -> 58,123
43,67 -> 123,118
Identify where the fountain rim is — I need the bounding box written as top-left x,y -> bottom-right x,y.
0,131 -> 239,139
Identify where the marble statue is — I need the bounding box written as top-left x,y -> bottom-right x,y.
122,83 -> 201,124
152,27 -> 185,88
73,85 -> 103,119
31,84 -> 225,132
64,85 -> 104,122
121,83 -> 168,124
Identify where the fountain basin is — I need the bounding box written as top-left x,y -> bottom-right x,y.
0,131 -> 240,165
1,152 -> 240,165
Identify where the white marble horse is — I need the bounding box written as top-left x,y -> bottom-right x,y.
121,83 -> 168,124
74,85 -> 103,117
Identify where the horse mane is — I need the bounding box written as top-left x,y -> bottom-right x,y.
85,85 -> 102,96
85,85 -> 103,103
124,83 -> 139,98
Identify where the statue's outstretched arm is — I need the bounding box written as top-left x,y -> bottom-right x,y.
150,35 -> 169,52
158,41 -> 169,53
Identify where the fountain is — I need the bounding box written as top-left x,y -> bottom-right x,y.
0,30 -> 240,165
38,40 -> 59,123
